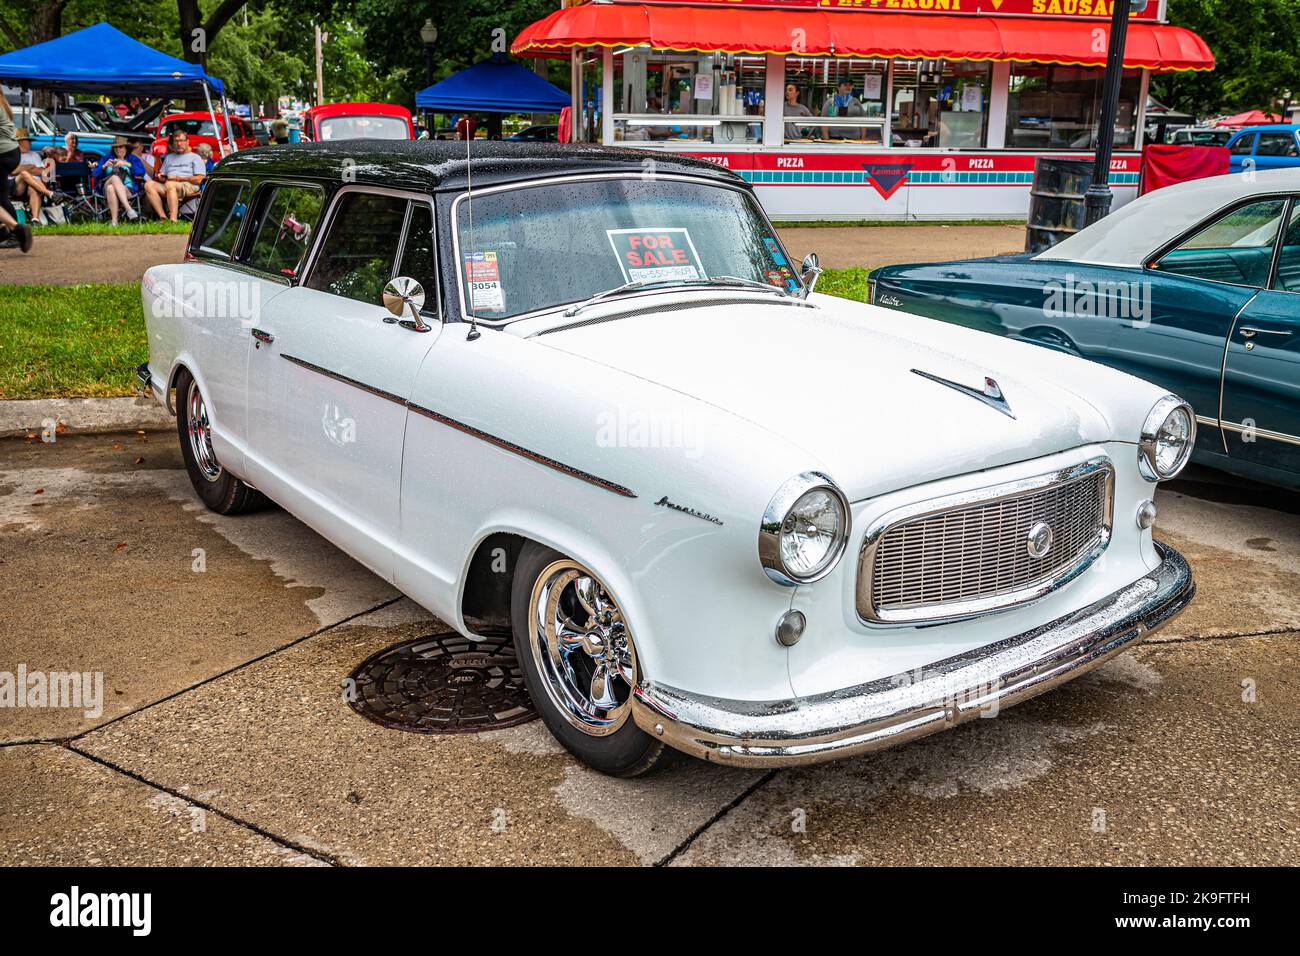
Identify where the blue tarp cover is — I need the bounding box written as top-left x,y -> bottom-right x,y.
416,57 -> 568,113
0,22 -> 224,96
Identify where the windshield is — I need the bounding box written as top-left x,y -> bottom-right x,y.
77,109 -> 107,132
162,118 -> 219,138
318,115 -> 409,140
455,177 -> 800,320
16,109 -> 55,136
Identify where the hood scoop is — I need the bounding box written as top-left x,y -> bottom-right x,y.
911,368 -> 1016,420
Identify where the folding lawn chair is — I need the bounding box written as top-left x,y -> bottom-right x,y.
52,161 -> 106,223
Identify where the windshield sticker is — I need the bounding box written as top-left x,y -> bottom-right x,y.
464,251 -> 505,313
762,236 -> 789,267
606,228 -> 706,284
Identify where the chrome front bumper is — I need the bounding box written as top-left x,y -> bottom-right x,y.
631,543 -> 1194,767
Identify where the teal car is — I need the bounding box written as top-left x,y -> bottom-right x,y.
870,169 -> 1300,491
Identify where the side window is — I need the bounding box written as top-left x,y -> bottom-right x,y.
1257,133 -> 1300,158
246,184 -> 325,279
193,180 -> 249,260
397,202 -> 437,298
1229,134 -> 1257,156
1272,202 -> 1300,294
1154,199 -> 1288,288
305,192 -> 408,304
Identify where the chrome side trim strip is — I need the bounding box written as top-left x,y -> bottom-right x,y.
632,543 -> 1194,768
279,353 -> 637,498
1219,420 -> 1300,447
280,353 -> 407,406
406,401 -> 637,499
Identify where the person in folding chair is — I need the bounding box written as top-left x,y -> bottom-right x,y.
142,129 -> 205,222
9,129 -> 57,225
0,89 -> 34,251
94,136 -> 147,225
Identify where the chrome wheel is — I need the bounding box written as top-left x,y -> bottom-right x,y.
528,560 -> 637,736
186,379 -> 222,482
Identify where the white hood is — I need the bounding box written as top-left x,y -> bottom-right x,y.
529,294 -> 1120,501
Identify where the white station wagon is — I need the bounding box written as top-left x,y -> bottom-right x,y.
140,141 -> 1195,776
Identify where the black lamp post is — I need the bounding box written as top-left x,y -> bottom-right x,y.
419,19 -> 438,135
1083,0 -> 1146,225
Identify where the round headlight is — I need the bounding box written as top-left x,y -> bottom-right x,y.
1139,395 -> 1196,481
759,472 -> 850,586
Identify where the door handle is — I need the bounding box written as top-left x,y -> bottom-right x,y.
1239,327 -> 1291,338
251,328 -> 275,344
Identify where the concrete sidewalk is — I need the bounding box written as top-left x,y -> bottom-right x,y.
1,436 -> 1297,865
0,395 -> 172,439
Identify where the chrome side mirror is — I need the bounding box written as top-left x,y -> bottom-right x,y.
800,252 -> 822,298
382,276 -> 431,332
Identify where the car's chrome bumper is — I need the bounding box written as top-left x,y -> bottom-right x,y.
631,543 -> 1194,767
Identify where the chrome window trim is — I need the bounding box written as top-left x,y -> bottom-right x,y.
448,170 -> 802,327
301,184 -> 442,320
857,455 -> 1115,626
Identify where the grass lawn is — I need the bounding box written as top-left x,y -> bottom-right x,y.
0,283 -> 146,400
0,269 -> 870,400
816,267 -> 871,302
29,220 -> 191,236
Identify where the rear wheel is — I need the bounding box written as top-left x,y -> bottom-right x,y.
175,368 -> 267,515
511,543 -> 669,777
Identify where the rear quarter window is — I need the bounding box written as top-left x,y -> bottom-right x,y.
191,180 -> 251,260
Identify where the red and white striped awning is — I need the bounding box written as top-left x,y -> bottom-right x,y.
513,4 -> 1215,72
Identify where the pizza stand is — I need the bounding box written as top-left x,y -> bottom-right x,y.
512,0 -> 1214,220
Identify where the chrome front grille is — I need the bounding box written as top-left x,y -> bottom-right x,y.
858,457 -> 1114,624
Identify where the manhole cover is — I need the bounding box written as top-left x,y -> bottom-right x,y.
347,630 -> 536,734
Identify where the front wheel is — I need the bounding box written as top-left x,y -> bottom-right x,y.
511,543 -> 669,777
175,368 -> 267,515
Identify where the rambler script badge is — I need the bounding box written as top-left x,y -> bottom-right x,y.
655,496 -> 723,526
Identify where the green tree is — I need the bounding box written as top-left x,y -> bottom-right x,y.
347,0 -> 567,107
1157,0 -> 1300,116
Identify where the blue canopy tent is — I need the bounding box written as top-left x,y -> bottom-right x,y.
415,56 -> 569,115
0,22 -> 237,154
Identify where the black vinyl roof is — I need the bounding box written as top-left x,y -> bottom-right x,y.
211,140 -> 744,191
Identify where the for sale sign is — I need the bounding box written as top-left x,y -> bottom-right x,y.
606,228 -> 706,284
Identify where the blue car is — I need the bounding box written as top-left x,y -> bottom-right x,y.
870,170 -> 1300,491
1227,124 -> 1300,174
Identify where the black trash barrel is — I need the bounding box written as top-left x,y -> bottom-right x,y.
1025,158 -> 1093,253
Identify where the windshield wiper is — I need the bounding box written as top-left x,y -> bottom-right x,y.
690,275 -> 794,297
562,275 -> 792,318
563,280 -> 672,317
